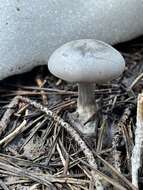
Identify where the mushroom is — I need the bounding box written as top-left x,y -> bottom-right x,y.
48,39 -> 125,135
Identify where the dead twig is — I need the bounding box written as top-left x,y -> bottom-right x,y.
132,92 -> 143,188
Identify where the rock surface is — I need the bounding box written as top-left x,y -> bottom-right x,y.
0,0 -> 143,80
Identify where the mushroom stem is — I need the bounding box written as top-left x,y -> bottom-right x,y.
77,82 -> 96,122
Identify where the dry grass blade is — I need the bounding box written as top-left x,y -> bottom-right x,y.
0,153 -> 51,170
29,183 -> 40,190
0,120 -> 27,146
0,161 -> 90,186
0,96 -> 19,137
94,154 -> 137,190
0,179 -> 9,190
17,96 -> 104,189
19,117 -> 48,151
96,119 -> 107,152
42,123 -> 61,164
0,112 -> 45,148
80,159 -> 127,190
56,143 -> 69,175
10,85 -> 77,94
128,72 -> 143,90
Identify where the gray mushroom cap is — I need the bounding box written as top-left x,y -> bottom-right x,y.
48,39 -> 125,83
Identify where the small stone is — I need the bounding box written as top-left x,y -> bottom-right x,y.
0,0 -> 143,80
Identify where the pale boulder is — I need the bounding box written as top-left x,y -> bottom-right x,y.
0,0 -> 143,80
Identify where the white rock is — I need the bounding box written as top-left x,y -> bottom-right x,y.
0,0 -> 143,80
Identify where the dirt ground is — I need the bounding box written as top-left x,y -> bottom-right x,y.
0,36 -> 143,190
